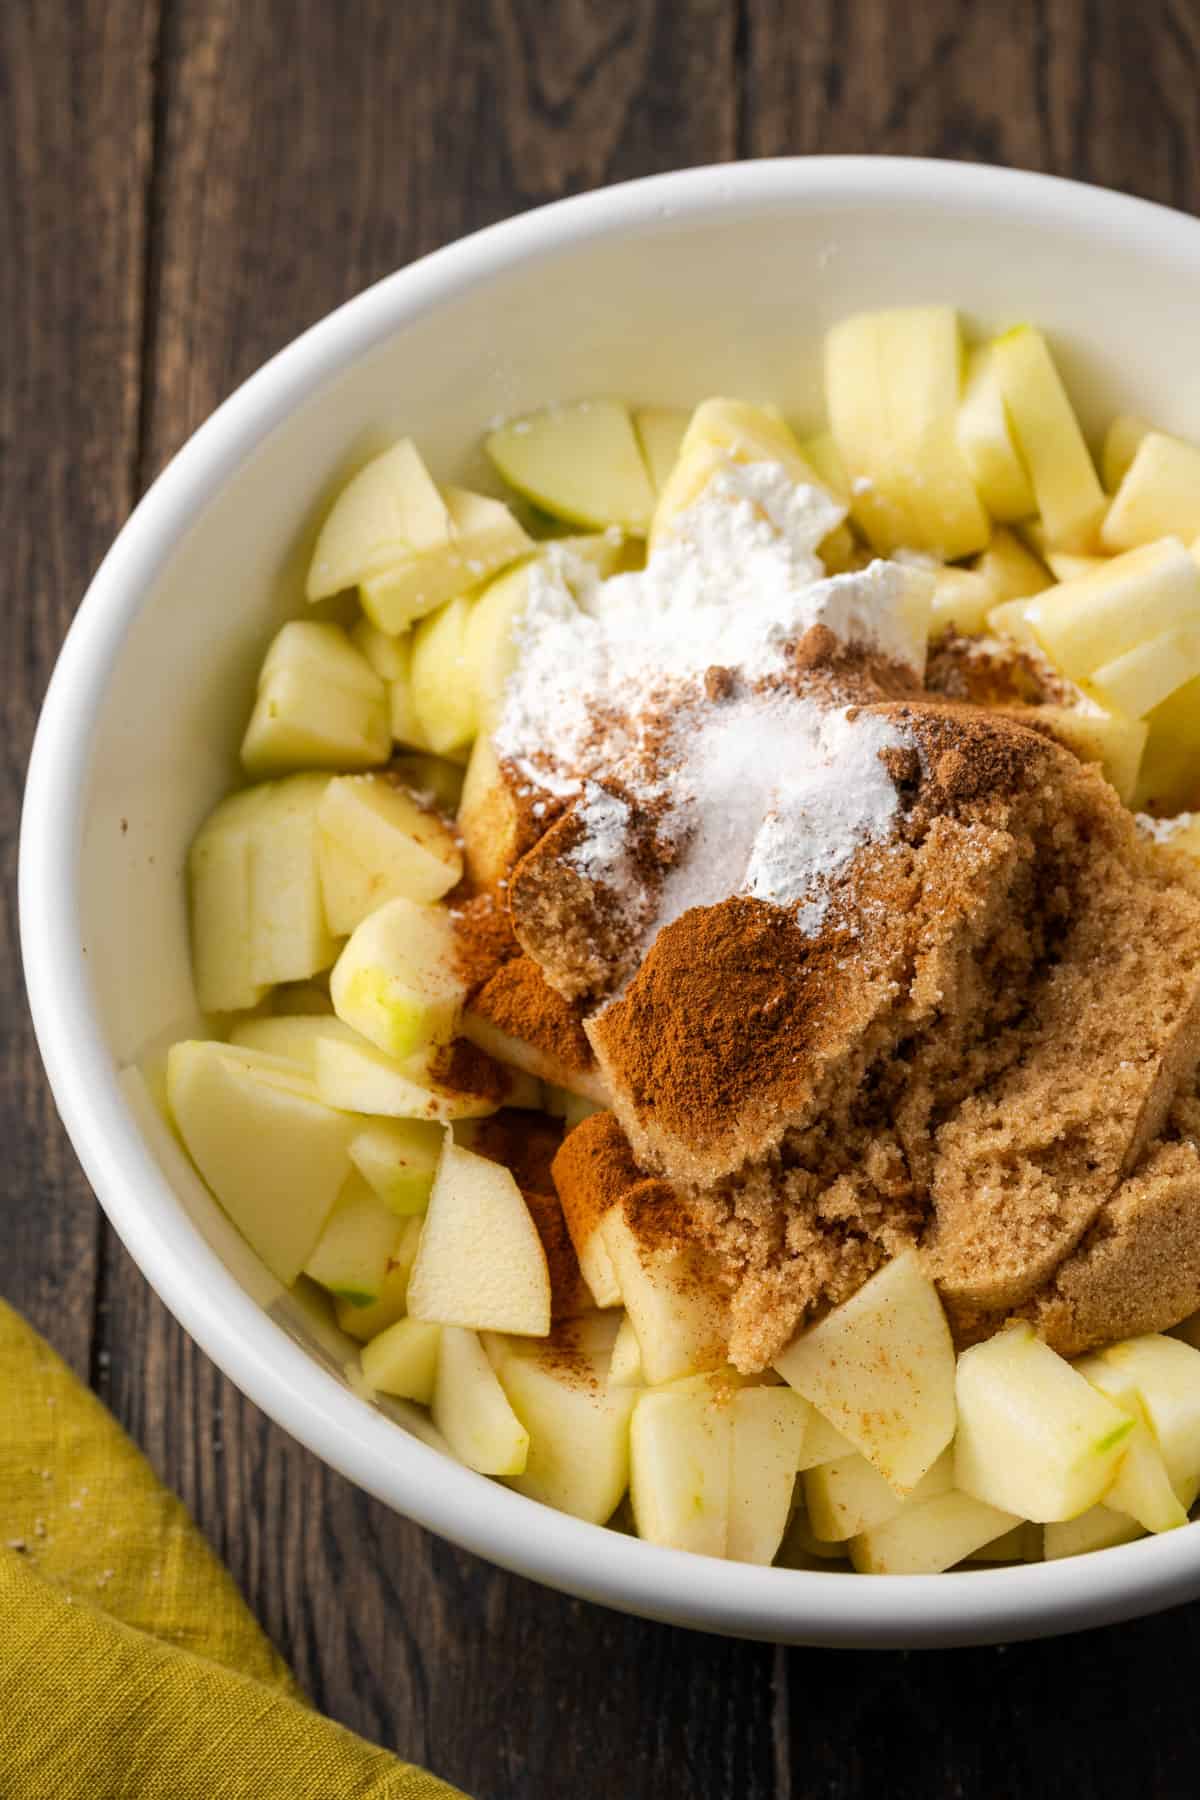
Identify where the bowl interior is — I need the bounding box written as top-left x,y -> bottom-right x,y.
29,161 -> 1200,1643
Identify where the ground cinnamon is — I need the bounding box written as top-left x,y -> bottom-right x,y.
472,956 -> 594,1072
551,1112 -> 646,1264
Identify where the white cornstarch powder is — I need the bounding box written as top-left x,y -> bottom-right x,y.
492,457 -> 934,939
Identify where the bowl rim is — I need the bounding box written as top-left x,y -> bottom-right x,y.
21,155 -> 1200,1647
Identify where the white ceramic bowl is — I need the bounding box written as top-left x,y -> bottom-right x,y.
22,157 -> 1200,1647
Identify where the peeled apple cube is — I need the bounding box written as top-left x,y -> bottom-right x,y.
608,1313 -> 645,1388
456,734 -> 520,891
167,1040 -> 356,1286
1102,414 -> 1152,494
1043,1504 -> 1146,1561
986,596 -> 1042,651
1098,1333 -> 1200,1508
1136,674 -> 1200,813
954,1323 -> 1134,1521
241,621 -> 391,778
406,1138 -> 551,1336
486,399 -> 656,535
334,1216 -> 423,1341
360,1316 -> 441,1405
486,1333 -> 637,1524
246,774 -> 338,987
1044,551 -> 1108,583
1027,704 -> 1147,806
929,567 -> 995,636
432,1326 -> 529,1476
651,398 -> 826,542
188,787 -> 272,1013
1101,431 -> 1200,552
359,485 -> 532,636
633,407 -> 690,493
956,343 -> 1037,522
725,1386 -> 811,1565
410,594 -> 478,755
315,1033 -> 502,1123
303,1169 -> 405,1307
990,326 -> 1106,551
1023,537 -> 1200,683
825,306 -> 989,560
805,1447 -> 954,1543
1087,620 -> 1200,720
600,1200 -> 728,1386
971,527 -> 1052,603
330,895 -> 465,1062
793,1407 -> 855,1473
774,1250 -> 956,1492
462,561 -> 535,732
349,1117 -> 442,1215
306,440 -> 452,598
799,429 -> 852,503
350,619 -> 430,751
850,1490 -> 1022,1576
629,1374 -> 735,1557
317,773 -> 462,932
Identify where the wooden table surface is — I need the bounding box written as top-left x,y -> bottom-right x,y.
6,3 -> 1200,1794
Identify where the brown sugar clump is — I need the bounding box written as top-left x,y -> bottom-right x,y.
472,956 -> 594,1074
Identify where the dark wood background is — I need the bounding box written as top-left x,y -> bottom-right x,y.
5,2 -> 1200,1794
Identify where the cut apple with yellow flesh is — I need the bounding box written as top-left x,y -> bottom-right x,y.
432,1325 -> 528,1476
1073,1354 -> 1188,1533
1043,1504 -> 1146,1561
167,1040 -> 355,1286
349,1116 -> 442,1215
825,307 -> 989,559
954,1323 -> 1134,1521
1136,674 -> 1200,812
608,1312 -> 644,1388
1023,537 -> 1200,684
726,1386 -> 811,1565
1087,620 -> 1200,719
850,1490 -> 1022,1576
1096,1333 -> 1200,1509
303,1169 -> 406,1307
1101,430 -> 1200,552
350,619 -> 430,751
359,485 -> 532,636
244,774 -> 339,988
484,1331 -> 636,1524
634,408 -> 690,492
799,429 -> 851,502
360,1315 -> 441,1405
1025,704 -> 1147,806
599,1198 -> 728,1385
189,786 -> 273,1013
486,400 -> 656,535
929,567 -> 995,636
1044,551 -> 1108,583
334,1216 -> 423,1341
629,1374 -> 734,1557
1103,414 -> 1152,494
241,621 -> 391,778
406,1137 -> 551,1336
409,594 -> 478,755
317,773 -> 461,933
956,343 -> 1037,522
794,1407 -> 855,1472
461,560 -> 537,732
805,1448 -> 954,1543
306,439 -> 452,599
990,325 -> 1106,550
330,896 -> 466,1061
456,732 -> 520,890
460,1010 -> 609,1106
774,1250 -> 956,1491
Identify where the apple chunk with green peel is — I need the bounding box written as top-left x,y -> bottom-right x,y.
331,895 -> 466,1062
850,1490 -> 1023,1576
406,1137 -> 551,1336
432,1326 -> 528,1476
774,1250 -> 956,1492
317,773 -> 462,933
303,1169 -> 406,1307
359,485 -> 532,636
629,1374 -> 735,1557
1072,1354 -> 1187,1534
334,1216 -> 423,1342
360,1316 -> 441,1405
349,1117 -> 442,1215
167,1040 -> 356,1286
954,1323 -> 1134,1521
726,1386 -> 811,1565
241,621 -> 391,779
486,399 -> 656,535
483,1329 -> 637,1524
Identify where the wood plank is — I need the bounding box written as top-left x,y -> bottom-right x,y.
0,0 -> 159,1372
99,2 -> 779,1792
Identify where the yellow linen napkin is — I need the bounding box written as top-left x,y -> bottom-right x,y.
0,1298 -> 465,1798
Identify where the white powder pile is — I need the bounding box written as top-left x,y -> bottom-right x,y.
1139,812 -> 1196,845
493,456 -> 933,940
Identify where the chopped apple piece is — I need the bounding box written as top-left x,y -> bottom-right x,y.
1101,431 -> 1200,552
486,1331 -> 637,1523
360,1316 -> 441,1404
315,1033 -> 502,1122
334,1216 -> 423,1341
188,787 -> 273,1013
460,1010 -> 609,1105
725,1387 -> 810,1565
774,1250 -> 956,1491
317,773 -> 461,932
986,595 -> 1041,650
1024,537 -> 1200,683
349,1117 -> 442,1215
462,561 -> 536,732
306,440 -> 452,598
608,1313 -> 644,1388
1027,703 -> 1147,805
793,1407 -> 854,1472
850,1491 -> 1022,1576
1098,1333 -> 1200,1508
456,733 -> 520,890
825,307 -> 989,559
229,1010 -> 359,1070
303,1169 -> 405,1307
357,484 -> 532,635
390,751 -> 466,815
634,408 -> 690,492
600,1198 -> 727,1386
929,566 -> 995,636
1043,1504 -> 1146,1561
246,774 -> 338,987
990,326 -> 1106,549
775,1507 -> 852,1569
954,1323 -> 1134,1521
241,622 -> 390,778
409,594 -> 478,755
350,619 -> 430,751
432,1326 -> 528,1475
629,1374 -> 735,1557
167,1040 -> 355,1285
330,896 -> 465,1061
1136,674 -> 1200,812
956,343 -> 1037,522
1044,551 -> 1108,583
1073,1354 -> 1187,1533
486,400 -> 655,534
805,1448 -> 954,1543
1103,414 -> 1152,493
799,429 -> 851,502
1088,620 -> 1200,719
407,1137 -> 550,1335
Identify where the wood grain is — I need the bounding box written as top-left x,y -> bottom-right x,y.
0,0 -> 158,1373
9,0 -> 1200,1795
